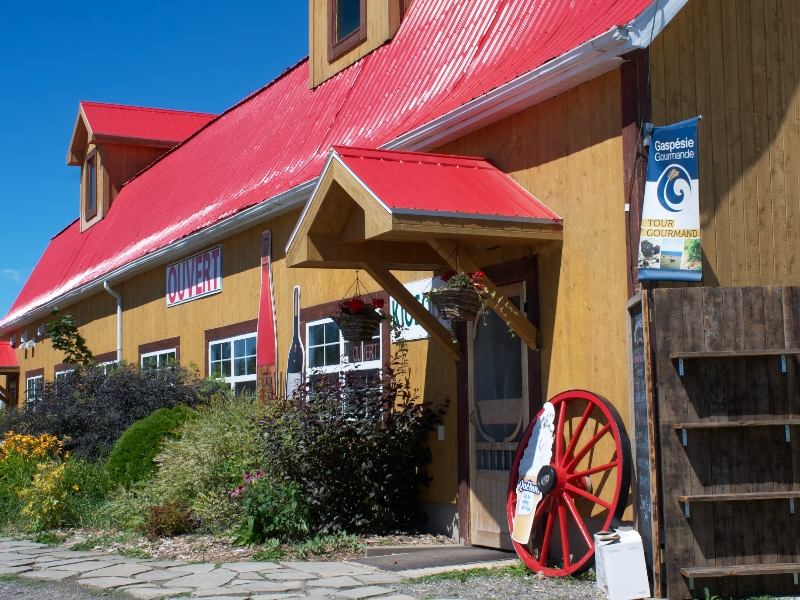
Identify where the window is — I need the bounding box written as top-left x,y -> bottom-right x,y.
209,334 -> 256,396
328,0 -> 366,62
98,361 -> 118,375
26,376 -> 43,412
55,369 -> 74,380
141,348 -> 177,370
336,0 -> 361,42
85,152 -> 98,220
306,318 -> 381,383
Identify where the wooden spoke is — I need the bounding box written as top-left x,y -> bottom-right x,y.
555,400 -> 567,463
561,401 -> 594,466
565,483 -> 613,510
562,492 -> 593,549
558,500 -> 570,569
540,499 -> 557,566
565,423 -> 612,472
568,460 -> 619,479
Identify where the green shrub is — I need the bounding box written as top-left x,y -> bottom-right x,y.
0,453 -> 38,528
0,363 -> 228,460
258,352 -> 447,533
144,499 -> 195,540
234,475 -> 309,544
107,406 -> 196,486
16,458 -> 110,532
121,393 -> 263,534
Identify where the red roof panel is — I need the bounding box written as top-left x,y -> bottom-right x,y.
4,0 -> 653,327
0,341 -> 18,369
81,102 -> 217,143
334,146 -> 561,223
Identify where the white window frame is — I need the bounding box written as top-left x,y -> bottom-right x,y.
55,368 -> 75,381
26,375 -> 43,411
305,317 -> 382,377
98,361 -> 118,375
208,333 -> 257,395
141,348 -> 177,370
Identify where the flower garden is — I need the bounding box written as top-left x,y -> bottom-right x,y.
0,354 -> 446,560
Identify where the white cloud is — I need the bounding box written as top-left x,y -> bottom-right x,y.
0,269 -> 24,283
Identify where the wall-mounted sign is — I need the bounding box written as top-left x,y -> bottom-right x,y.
166,246 -> 222,307
638,117 -> 702,282
389,277 -> 450,342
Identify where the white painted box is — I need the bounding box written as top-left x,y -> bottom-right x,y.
594,529 -> 651,600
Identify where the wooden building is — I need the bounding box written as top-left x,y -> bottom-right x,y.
2,0 -> 799,597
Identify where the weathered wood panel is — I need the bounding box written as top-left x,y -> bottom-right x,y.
651,0 -> 800,287
654,286 -> 800,599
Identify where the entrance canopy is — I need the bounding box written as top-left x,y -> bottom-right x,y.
0,341 -> 18,375
286,147 -> 563,358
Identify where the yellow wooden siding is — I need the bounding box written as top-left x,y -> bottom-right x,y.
309,0 -> 400,88
651,0 -> 800,287
434,70 -> 630,426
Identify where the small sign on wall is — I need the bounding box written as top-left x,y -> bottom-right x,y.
166,246 -> 222,307
389,277 -> 450,342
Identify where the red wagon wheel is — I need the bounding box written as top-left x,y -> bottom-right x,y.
507,390 -> 632,577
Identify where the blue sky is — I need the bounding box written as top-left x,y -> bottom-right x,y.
0,1 -> 308,316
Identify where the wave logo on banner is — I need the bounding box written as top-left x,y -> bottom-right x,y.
638,117 -> 702,283
656,165 -> 691,213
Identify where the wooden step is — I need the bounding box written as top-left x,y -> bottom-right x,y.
670,348 -> 800,360
678,491 -> 800,503
674,420 -> 800,430
682,563 -> 800,578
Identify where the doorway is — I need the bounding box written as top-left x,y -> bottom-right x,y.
468,282 -> 529,549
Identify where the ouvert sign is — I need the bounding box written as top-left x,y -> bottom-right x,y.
166,246 -> 222,307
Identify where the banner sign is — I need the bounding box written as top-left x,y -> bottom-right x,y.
389,277 -> 450,342
638,117 -> 702,282
257,232 -> 278,397
166,246 -> 222,307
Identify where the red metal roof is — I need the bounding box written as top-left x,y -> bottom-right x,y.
334,146 -> 561,223
4,0 -> 654,328
81,102 -> 217,143
0,341 -> 18,369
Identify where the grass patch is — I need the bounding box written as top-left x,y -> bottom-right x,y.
405,561 -> 596,584
33,531 -> 67,546
70,537 -> 101,551
0,574 -> 18,581
116,546 -> 150,559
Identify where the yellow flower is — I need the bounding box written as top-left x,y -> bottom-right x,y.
71,485 -> 79,491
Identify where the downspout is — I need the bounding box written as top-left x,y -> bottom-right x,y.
103,282 -> 122,362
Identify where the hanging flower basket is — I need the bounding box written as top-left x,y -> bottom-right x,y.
428,288 -> 483,322
333,297 -> 385,343
425,270 -> 487,322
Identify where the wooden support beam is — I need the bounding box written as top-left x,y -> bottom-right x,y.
361,263 -> 461,360
428,239 -> 540,351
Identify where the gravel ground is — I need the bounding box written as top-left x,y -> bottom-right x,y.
396,576 -> 602,600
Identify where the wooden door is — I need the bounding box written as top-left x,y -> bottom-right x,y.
469,282 -> 529,550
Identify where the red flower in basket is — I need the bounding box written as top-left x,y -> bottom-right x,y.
348,297 -> 365,313
372,298 -> 385,310
469,271 -> 485,282
440,270 -> 457,282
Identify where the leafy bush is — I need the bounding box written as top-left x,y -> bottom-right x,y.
0,363 -> 228,460
18,462 -> 70,531
120,394 -> 263,534
107,406 -> 196,486
0,452 -> 39,527
144,499 -> 195,540
258,353 -> 447,533
234,474 -> 309,544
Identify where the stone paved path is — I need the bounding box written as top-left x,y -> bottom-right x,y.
0,538 -> 414,600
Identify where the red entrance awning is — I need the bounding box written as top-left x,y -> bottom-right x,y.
0,341 -> 19,373
333,146 -> 562,225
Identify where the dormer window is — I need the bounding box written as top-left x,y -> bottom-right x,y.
85,150 -> 98,220
328,0 -> 366,62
